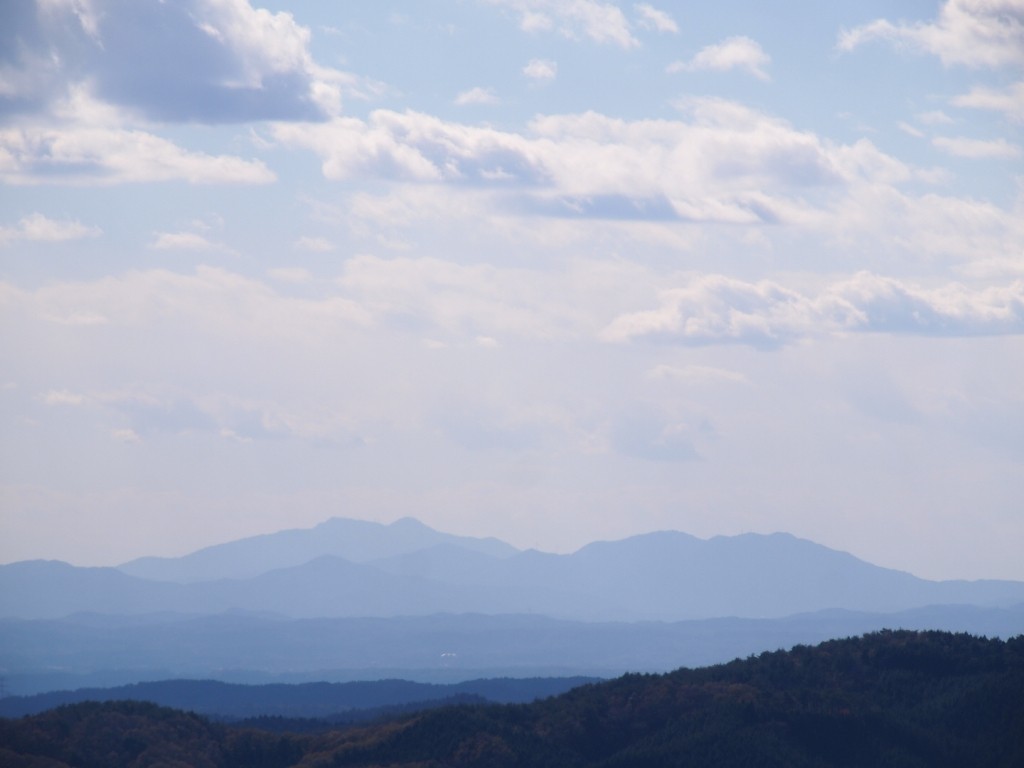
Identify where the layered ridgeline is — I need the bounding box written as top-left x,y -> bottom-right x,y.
4,516 -> 1024,621
2,517 -> 1023,694
2,632 -> 1023,767
0,676 -> 599,720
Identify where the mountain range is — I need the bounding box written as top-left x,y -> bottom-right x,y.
2,516 -> 1023,696
3,516 -> 1024,622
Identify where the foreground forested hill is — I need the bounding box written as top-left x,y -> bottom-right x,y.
2,630 -> 1022,767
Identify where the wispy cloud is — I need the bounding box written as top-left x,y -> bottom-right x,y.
898,122 -> 925,138
111,428 -> 142,443
455,86 -> 500,106
150,231 -> 237,253
647,364 -> 748,385
268,267 -> 313,284
668,36 -> 771,80
951,81 -> 1024,123
523,58 -> 558,81
634,3 -> 678,34
932,136 -> 1022,159
917,110 -> 954,125
294,236 -> 334,252
39,389 -> 89,407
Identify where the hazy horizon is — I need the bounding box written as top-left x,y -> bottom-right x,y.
2,0 -> 1022,582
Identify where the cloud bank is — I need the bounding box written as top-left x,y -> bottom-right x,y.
838,0 -> 1024,69
604,273 -> 1024,346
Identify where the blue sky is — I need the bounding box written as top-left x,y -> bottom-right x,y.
1,0 -> 1022,579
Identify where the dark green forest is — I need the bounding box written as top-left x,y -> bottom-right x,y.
2,630 -> 1022,767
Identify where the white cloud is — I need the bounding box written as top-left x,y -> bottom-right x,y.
0,102 -> 275,186
31,382 -> 356,446
273,101 -> 842,224
484,0 -> 639,48
273,111 -> 522,184
647,364 -> 748,385
0,213 -> 101,246
0,86 -> 276,186
270,100 -> 1024,269
838,0 -> 1024,69
38,0 -> 101,41
932,136 -> 1022,158
335,254 -> 588,340
898,121 -> 925,138
26,0 -> 367,122
294,236 -> 333,252
39,389 -> 88,406
667,36 -> 771,81
44,311 -> 109,326
36,256 -> 1001,355
197,0 -> 316,87
917,110 -> 955,125
455,86 -> 500,106
111,428 -> 142,443
958,255 -> 1024,279
951,81 -> 1024,123
150,231 -> 237,253
0,46 -> 63,102
6,266 -> 375,348
603,275 -> 813,346
603,273 -> 1024,346
634,3 -> 678,33
267,267 -> 312,284
523,58 -> 558,80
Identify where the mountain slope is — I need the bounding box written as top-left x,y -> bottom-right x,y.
517,530 -> 1024,618
0,560 -> 190,618
367,529 -> 1024,620
313,630 -> 1024,767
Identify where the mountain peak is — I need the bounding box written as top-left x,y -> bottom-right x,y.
115,515 -> 519,584
389,516 -> 434,531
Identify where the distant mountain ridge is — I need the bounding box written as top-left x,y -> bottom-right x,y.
3,605 -> 1023,696
118,516 -> 519,583
0,676 -> 599,719
3,517 -> 1024,622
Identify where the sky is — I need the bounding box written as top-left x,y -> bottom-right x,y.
0,0 -> 1022,581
